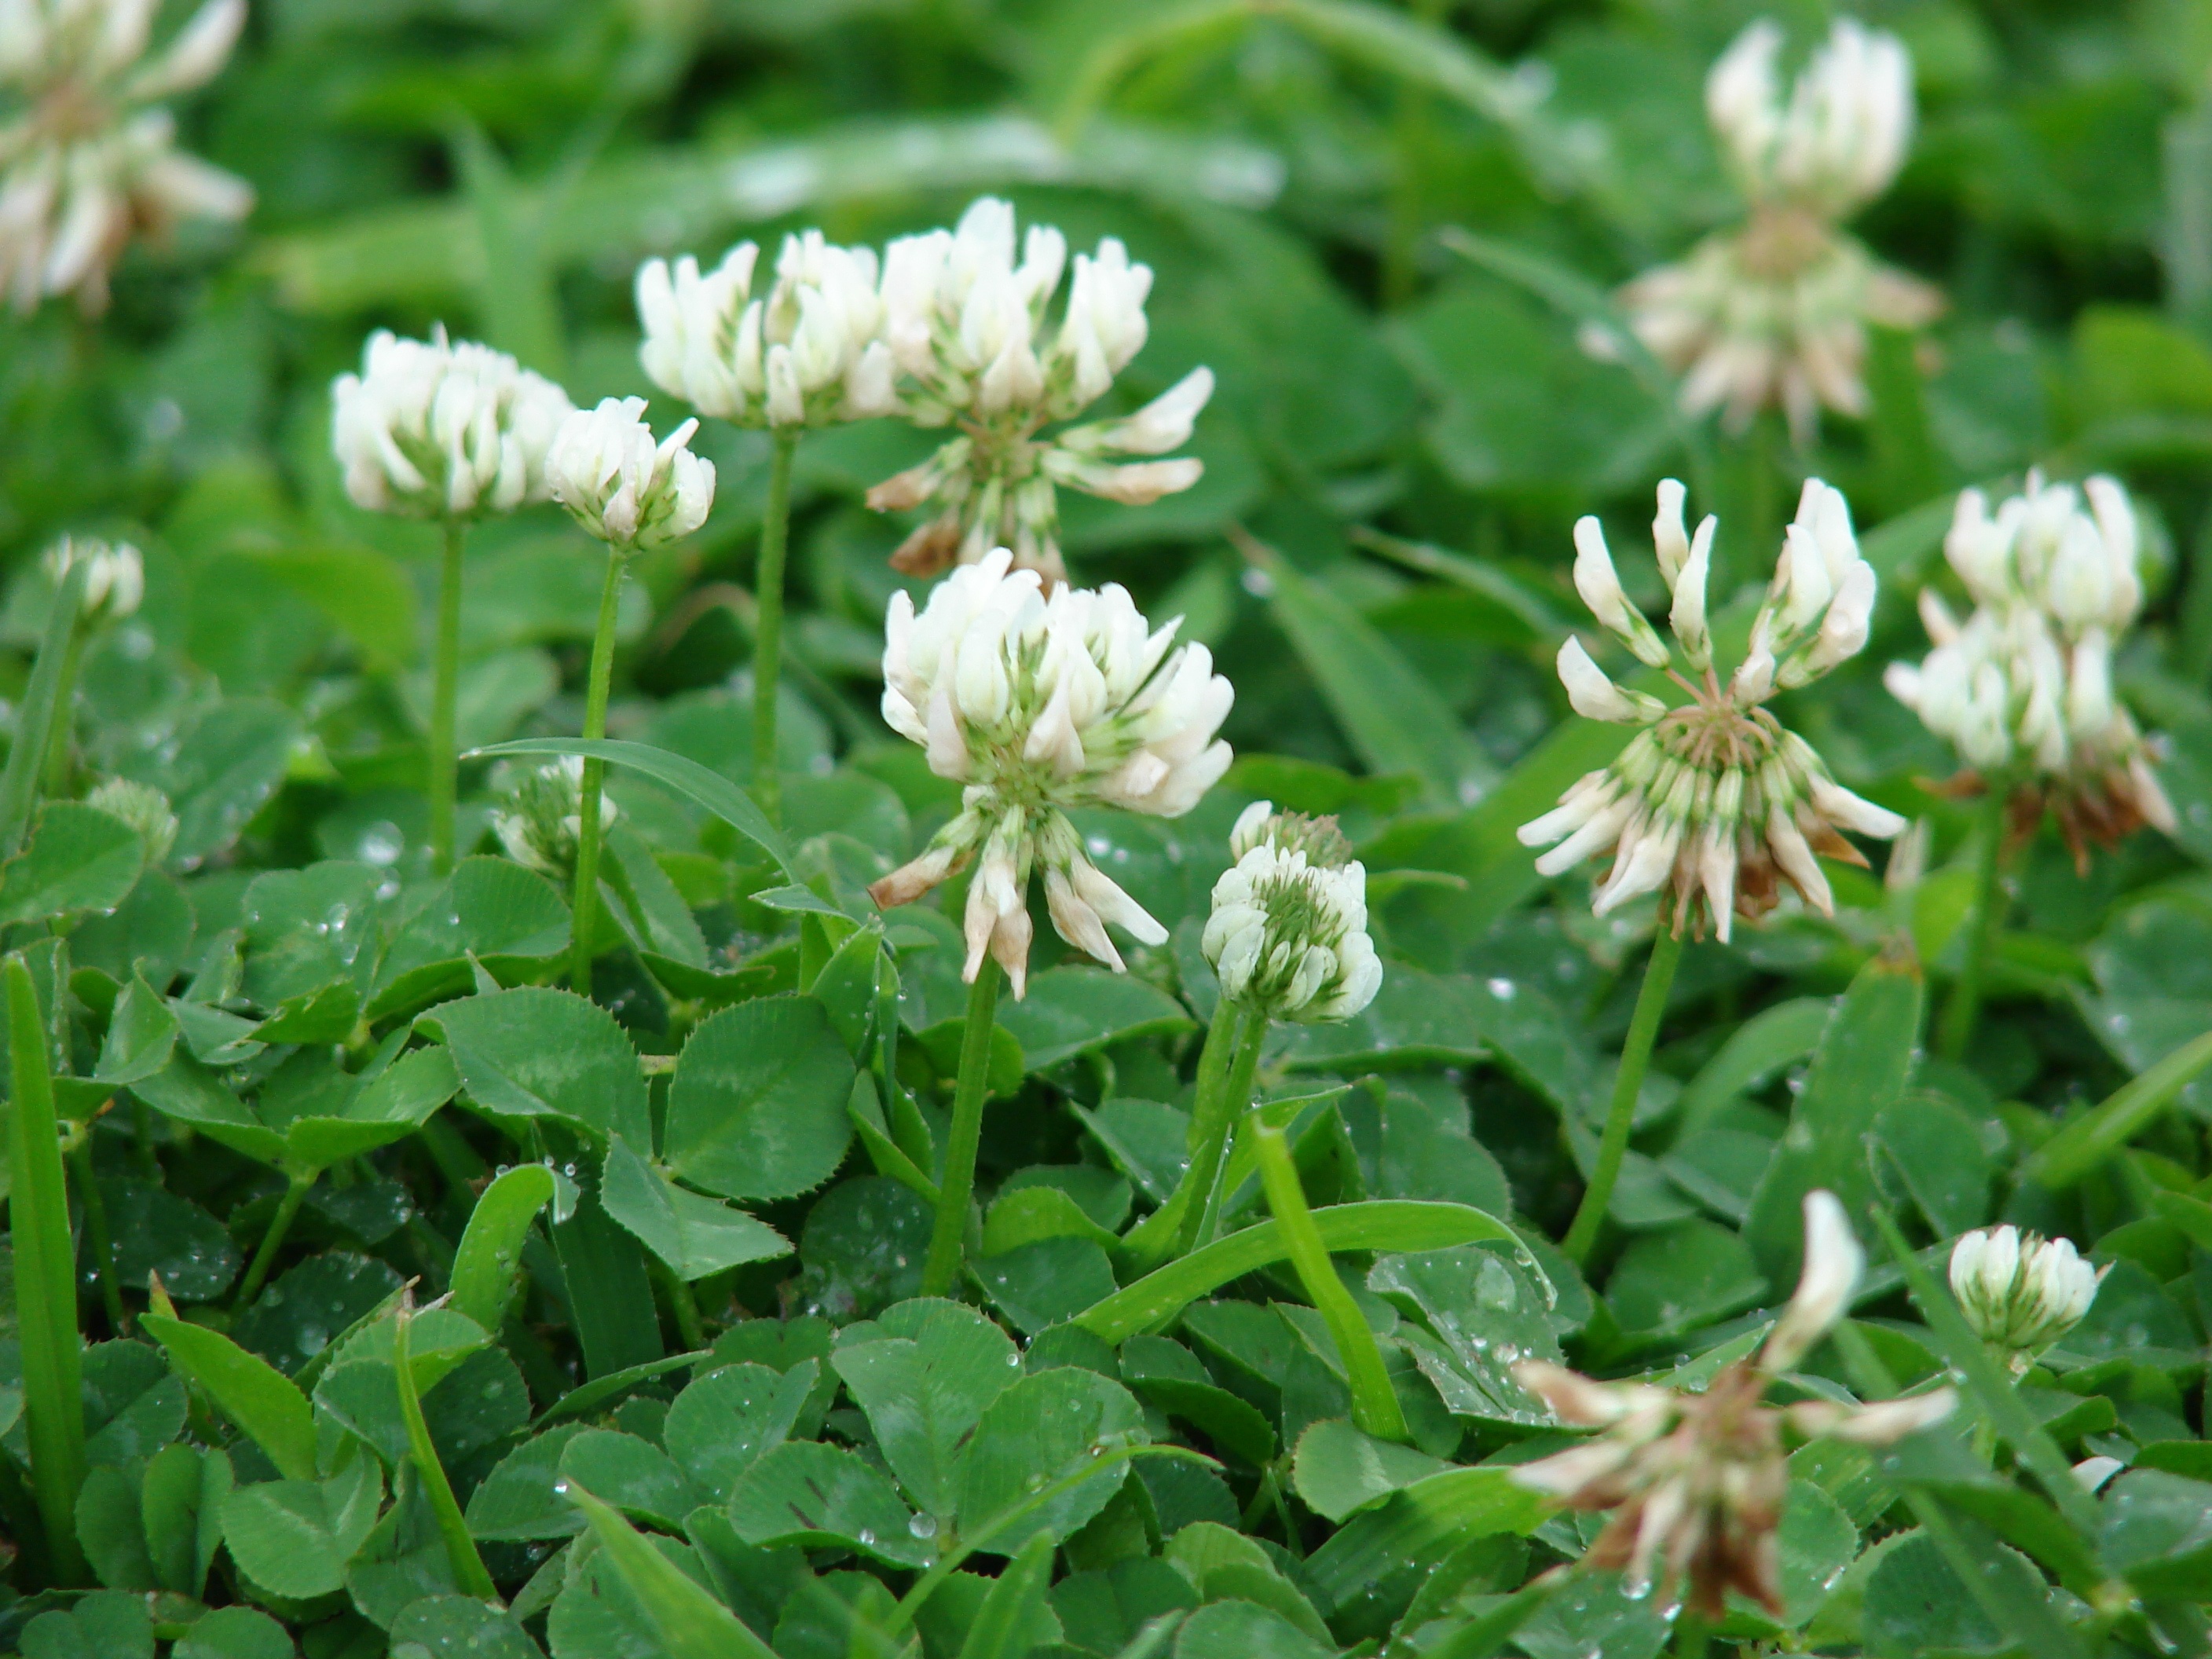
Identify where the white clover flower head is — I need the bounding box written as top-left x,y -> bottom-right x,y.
869,547 -> 1233,995
42,533 -> 142,621
1608,18 -> 1936,441
0,0 -> 252,313
1708,18 -> 1914,220
1511,1189 -> 1951,1620
1202,801 -> 1380,1024
85,774 -> 176,863
866,196 -> 1211,583
1888,471 -> 2174,868
491,756 -> 617,881
331,327 -> 574,521
1520,478 -> 1904,941
635,229 -> 892,430
1949,1225 -> 2106,1369
545,397 -> 715,551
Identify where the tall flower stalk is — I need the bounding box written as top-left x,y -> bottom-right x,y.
544,396 -> 715,997
1130,803 -> 1382,1267
1521,478 -> 1903,1263
331,327 -> 572,871
635,230 -> 891,822
866,549 -> 1232,1295
37,537 -> 141,794
1887,472 -> 2171,1057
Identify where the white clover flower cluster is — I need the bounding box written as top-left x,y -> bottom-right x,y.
1606,19 -> 1939,440
1512,1192 -> 1954,1617
331,327 -> 574,521
86,775 -> 175,862
492,756 -> 617,881
1888,472 -> 2174,865
635,229 -> 895,430
867,198 -> 1212,582
870,548 -> 1232,995
1520,478 -> 1906,939
1949,1225 -> 2105,1372
1202,802 -> 1381,1024
546,396 -> 715,552
0,0 -> 252,312
42,533 -> 141,621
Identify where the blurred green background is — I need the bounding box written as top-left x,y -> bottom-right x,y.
14,0 -> 2212,838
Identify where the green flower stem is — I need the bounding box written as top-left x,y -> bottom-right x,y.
1940,786 -> 2010,1062
1672,1611 -> 1708,1659
657,1262 -> 708,1353
921,956 -> 1002,1298
1190,1006 -> 1268,1251
42,624 -> 85,797
6,958 -> 89,1584
750,428 -> 800,826
428,518 -> 468,874
1251,1116 -> 1409,1443
236,1170 -> 316,1309
68,1133 -> 126,1336
1562,926 -> 1685,1267
393,1302 -> 500,1601
569,544 -> 628,1000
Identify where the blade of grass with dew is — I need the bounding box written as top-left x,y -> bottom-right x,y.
449,1163 -> 557,1332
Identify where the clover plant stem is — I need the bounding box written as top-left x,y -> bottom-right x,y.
751,428 -> 799,827
657,1261 -> 707,1353
429,518 -> 468,874
6,959 -> 88,1584
1672,1611 -> 1708,1659
1562,926 -> 1684,1267
921,956 -> 1002,1298
1941,786 -> 2009,1062
1251,1117 -> 1410,1442
1189,1006 -> 1268,1252
236,1170 -> 316,1309
569,545 -> 627,1000
394,1305 -> 500,1602
68,1134 -> 126,1336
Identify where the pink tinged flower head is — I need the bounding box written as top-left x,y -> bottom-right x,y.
870,548 -> 1229,994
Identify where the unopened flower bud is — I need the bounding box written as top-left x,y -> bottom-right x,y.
493,756 -> 617,881
43,537 -> 143,623
1950,1225 -> 2105,1370
1203,803 -> 1380,1023
85,777 -> 177,864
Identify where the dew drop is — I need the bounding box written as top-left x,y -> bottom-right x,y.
908,1513 -> 939,1540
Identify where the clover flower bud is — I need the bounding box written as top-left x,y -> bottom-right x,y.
1525,480 -> 1902,940
1950,1226 -> 2106,1372
1892,472 -> 2174,869
545,397 -> 715,551
331,328 -> 573,520
492,756 -> 617,881
867,197 -> 1210,583
1511,1189 -> 1951,1619
85,776 -> 177,864
42,535 -> 142,622
0,0 -> 251,313
870,548 -> 1232,995
1203,803 -> 1380,1024
1611,20 -> 1937,441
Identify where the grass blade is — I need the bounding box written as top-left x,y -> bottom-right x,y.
562,1479 -> 780,1659
1076,1199 -> 1528,1342
392,1301 -> 498,1600
449,1163 -> 557,1332
2023,1028 -> 2212,1188
0,558 -> 88,859
472,738 -> 793,879
5,958 -> 86,1582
